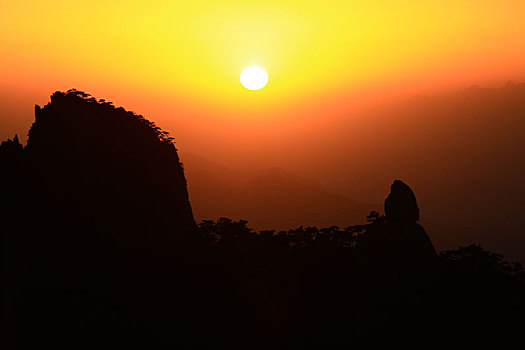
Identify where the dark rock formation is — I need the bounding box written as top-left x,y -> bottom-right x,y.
384,179 -> 419,222
26,90 -> 195,238
1,90 -> 197,347
0,134 -> 22,154
357,180 -> 436,272
0,134 -> 23,201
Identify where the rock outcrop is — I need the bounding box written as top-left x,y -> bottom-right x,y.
1,90 -> 197,347
385,179 -> 419,222
19,90 -> 195,241
357,180 -> 437,271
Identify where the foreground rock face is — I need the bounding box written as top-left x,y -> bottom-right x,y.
358,180 -> 436,270
25,90 -> 195,236
1,90 -> 197,347
1,90 -> 196,285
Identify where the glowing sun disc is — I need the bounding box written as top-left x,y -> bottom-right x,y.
240,66 -> 268,90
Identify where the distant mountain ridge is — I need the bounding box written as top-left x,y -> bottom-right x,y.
181,82 -> 525,262
183,152 -> 377,230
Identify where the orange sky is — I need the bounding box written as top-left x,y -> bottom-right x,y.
2,1 -> 525,262
1,0 -> 525,148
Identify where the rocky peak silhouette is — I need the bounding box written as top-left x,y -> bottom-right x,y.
0,133 -> 23,155
1,89 -> 196,280
1,90 -> 199,347
26,89 -> 195,238
358,180 -> 436,271
385,179 -> 419,223
0,133 -> 24,224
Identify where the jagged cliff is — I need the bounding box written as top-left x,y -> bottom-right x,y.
3,89 -> 195,238
1,90 -> 198,347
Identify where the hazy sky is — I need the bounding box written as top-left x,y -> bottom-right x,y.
1,0 -> 524,151
2,1 -> 525,262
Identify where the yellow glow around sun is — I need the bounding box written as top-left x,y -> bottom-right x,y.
1,1 -> 525,121
240,66 -> 268,90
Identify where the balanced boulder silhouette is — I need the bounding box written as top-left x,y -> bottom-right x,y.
357,179 -> 436,270
385,179 -> 419,222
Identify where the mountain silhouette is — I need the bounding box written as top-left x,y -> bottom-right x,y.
183,152 -> 376,229
27,89 -> 194,236
1,90 -> 524,348
1,90 -> 197,348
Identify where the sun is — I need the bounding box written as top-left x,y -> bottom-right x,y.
240,66 -> 268,91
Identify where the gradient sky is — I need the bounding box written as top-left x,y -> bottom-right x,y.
1,0 -> 525,151
2,1 -> 525,261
